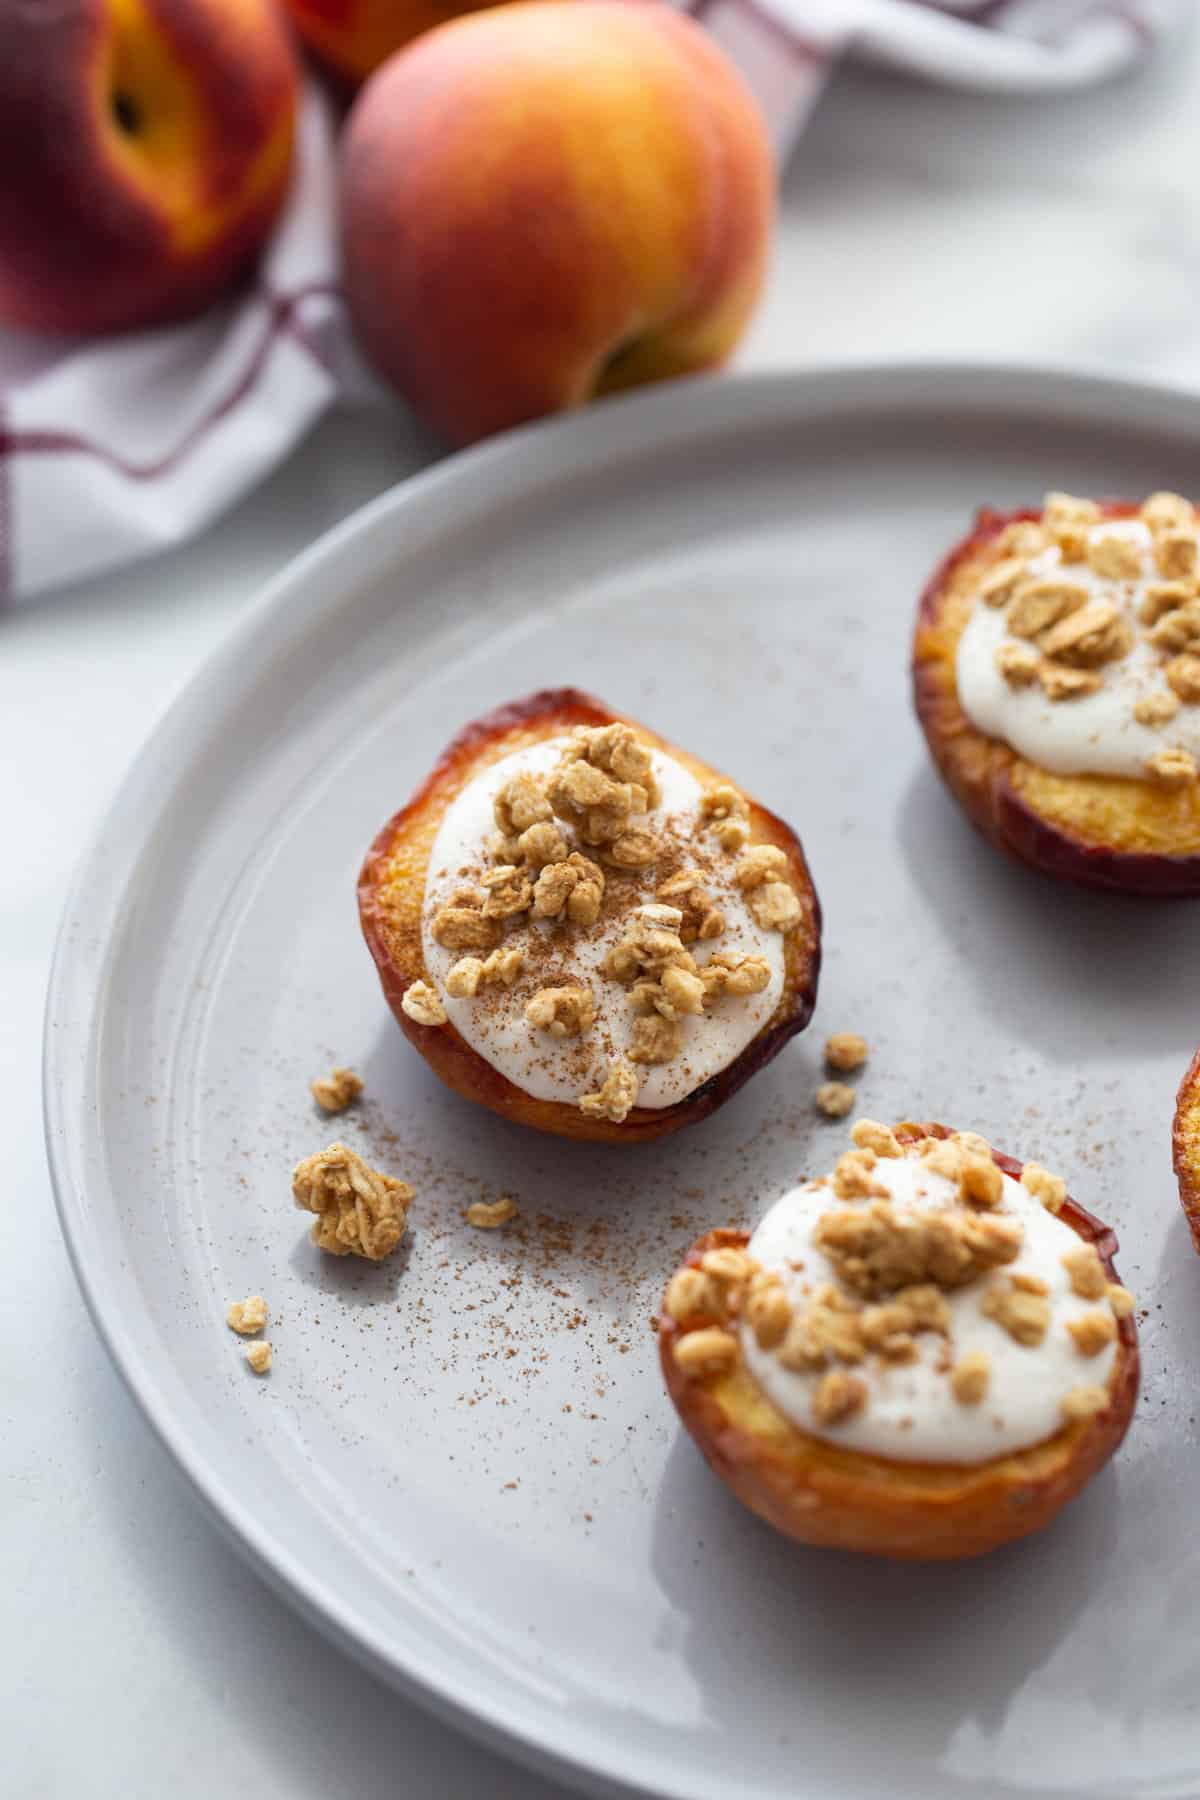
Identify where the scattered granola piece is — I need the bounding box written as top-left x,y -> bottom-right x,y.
673,1327 -> 739,1378
628,1012 -> 684,1065
227,1295 -> 268,1336
1086,533 -> 1142,581
777,1285 -> 865,1371
1141,491 -> 1194,536
825,1032 -> 868,1073
480,863 -> 534,919
1038,600 -> 1132,668
578,1058 -> 639,1123
1134,690 -> 1182,728
525,985 -> 595,1038
631,964 -> 706,1022
850,1119 -> 902,1159
532,851 -> 605,926
245,1341 -> 273,1375
776,1317 -> 826,1373
893,1284 -> 952,1334
660,964 -> 706,1016
699,781 -> 750,851
1008,576 -> 1089,639
430,901 -> 499,954
699,950 -> 771,1000
607,828 -> 660,869
959,1152 -> 1003,1210
1165,652 -> 1200,704
1060,1384 -> 1108,1423
950,1350 -> 991,1406
1155,529 -> 1199,581
656,869 -> 724,943
700,1246 -> 758,1287
734,844 -> 789,890
400,980 -> 447,1026
832,1150 -> 888,1201
812,1369 -> 868,1427
1147,598 -> 1200,652
293,1141 -> 413,1261
745,1275 -> 791,1348
1011,1270 -> 1050,1295
1021,1162 -> 1066,1213
494,770 -> 551,838
1140,580 -> 1196,626
816,1081 -> 856,1119
1061,1242 -> 1107,1300
981,1276 -> 1051,1347
1037,661 -> 1102,703
859,1302 -> 918,1359
979,556 -> 1028,608
1067,1309 -> 1118,1356
1145,746 -> 1197,787
1042,491 -> 1100,562
310,1067 -> 363,1113
1107,1284 -> 1135,1318
466,1196 -> 518,1229
663,1267 -> 721,1325
748,881 -> 802,932
517,820 -> 569,869
995,641 -> 1040,688
445,945 -> 525,998
604,909 -> 694,984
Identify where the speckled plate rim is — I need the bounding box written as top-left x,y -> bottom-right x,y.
43,361 -> 1200,1800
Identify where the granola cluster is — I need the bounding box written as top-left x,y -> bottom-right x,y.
310,1066 -> 363,1113
667,1124 -> 1133,1439
416,724 -> 805,1121
981,490 -> 1200,785
292,1141 -> 413,1261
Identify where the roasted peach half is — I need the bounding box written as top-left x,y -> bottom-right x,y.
660,1123 -> 1139,1559
1174,1049 -> 1200,1252
913,501 -> 1200,897
358,688 -> 821,1143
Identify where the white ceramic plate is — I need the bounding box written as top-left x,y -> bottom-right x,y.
47,365 -> 1200,1800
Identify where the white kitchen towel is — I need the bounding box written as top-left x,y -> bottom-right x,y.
0,0 -> 1183,601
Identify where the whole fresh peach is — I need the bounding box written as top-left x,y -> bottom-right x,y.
0,0 -> 299,336
339,0 -> 774,446
283,0 -> 503,87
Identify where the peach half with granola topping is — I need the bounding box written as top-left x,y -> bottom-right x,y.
357,689 -> 821,1142
660,1121 -> 1138,1559
913,492 -> 1200,895
1173,1047 -> 1200,1253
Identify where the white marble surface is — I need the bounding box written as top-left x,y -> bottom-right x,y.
8,23 -> 1200,1797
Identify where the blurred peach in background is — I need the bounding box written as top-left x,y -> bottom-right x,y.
0,0 -> 300,336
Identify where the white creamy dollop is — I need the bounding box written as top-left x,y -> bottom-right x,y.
420,738 -> 787,1109
741,1156 -> 1118,1464
956,517 -> 1200,776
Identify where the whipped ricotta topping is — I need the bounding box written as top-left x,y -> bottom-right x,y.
420,737 -> 787,1109
741,1155 -> 1118,1464
957,516 -> 1200,777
